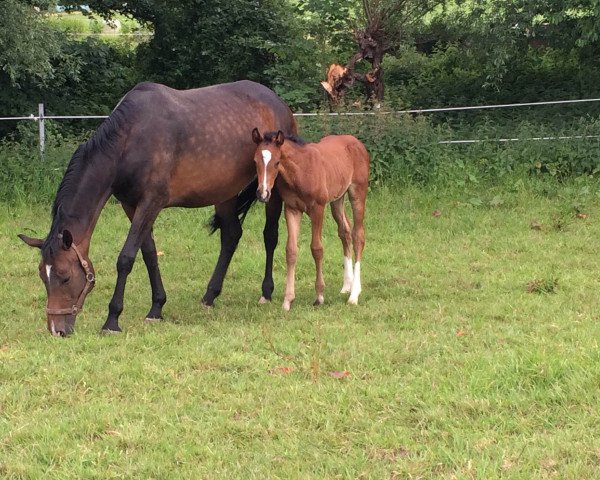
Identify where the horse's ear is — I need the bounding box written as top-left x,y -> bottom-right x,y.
275,131 -> 285,147
251,128 -> 262,145
61,230 -> 73,250
18,234 -> 43,249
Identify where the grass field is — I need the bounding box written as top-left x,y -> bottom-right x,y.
2,181 -> 600,478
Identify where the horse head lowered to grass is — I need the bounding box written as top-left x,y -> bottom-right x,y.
19,81 -> 297,336
251,128 -> 369,310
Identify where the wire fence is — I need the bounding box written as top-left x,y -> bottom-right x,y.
1,97 -> 599,159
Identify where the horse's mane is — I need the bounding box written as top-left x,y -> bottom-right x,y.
263,131 -> 308,146
44,96 -> 133,250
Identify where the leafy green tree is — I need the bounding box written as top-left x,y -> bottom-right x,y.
517,0 -> 600,48
426,1 -> 600,90
0,0 -> 142,139
297,0 -> 361,57
80,0 -> 307,89
0,0 -> 73,86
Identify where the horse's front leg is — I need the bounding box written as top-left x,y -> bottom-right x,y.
122,204 -> 167,322
308,205 -> 326,306
260,188 -> 282,304
201,198 -> 242,306
283,206 -> 302,311
102,200 -> 163,333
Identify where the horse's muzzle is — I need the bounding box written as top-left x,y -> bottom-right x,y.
256,189 -> 271,203
48,315 -> 75,337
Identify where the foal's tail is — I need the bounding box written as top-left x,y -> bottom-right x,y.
208,177 -> 259,234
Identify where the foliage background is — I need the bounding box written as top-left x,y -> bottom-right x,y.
3,1 -> 600,117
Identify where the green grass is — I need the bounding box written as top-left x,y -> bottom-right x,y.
2,182 -> 600,478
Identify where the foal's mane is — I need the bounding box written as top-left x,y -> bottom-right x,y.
263,131 -> 308,146
44,96 -> 133,250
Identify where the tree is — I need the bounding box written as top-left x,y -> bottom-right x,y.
321,0 -> 444,105
0,0 -> 70,87
79,0 -> 303,89
425,0 -> 600,91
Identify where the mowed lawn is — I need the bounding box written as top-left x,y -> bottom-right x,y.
2,183 -> 600,479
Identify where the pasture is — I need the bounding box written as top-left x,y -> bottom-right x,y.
2,179 -> 600,478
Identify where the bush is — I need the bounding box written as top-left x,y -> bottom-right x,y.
297,112 -> 600,187
0,140 -> 73,204
2,111 -> 600,206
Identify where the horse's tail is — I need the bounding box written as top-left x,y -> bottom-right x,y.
208,176 -> 259,234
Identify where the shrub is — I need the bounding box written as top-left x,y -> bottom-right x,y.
297,112 -> 600,187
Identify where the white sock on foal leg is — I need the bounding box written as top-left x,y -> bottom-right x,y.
348,261 -> 362,305
341,256 -> 354,293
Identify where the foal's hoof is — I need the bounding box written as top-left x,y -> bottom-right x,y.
347,297 -> 359,305
282,299 -> 293,311
313,295 -> 324,306
200,299 -> 214,309
144,317 -> 162,324
258,296 -> 270,305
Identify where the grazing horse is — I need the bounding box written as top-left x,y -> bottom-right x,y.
251,128 -> 369,310
18,81 -> 297,336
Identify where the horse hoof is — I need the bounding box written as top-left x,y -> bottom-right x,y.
144,317 -> 162,324
100,328 -> 122,335
347,297 -> 359,305
258,296 -> 270,305
282,300 -> 292,311
313,295 -> 324,306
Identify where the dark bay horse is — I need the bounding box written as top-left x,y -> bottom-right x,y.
251,129 -> 369,310
19,81 -> 297,336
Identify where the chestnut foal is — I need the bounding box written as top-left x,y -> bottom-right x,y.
252,128 -> 370,310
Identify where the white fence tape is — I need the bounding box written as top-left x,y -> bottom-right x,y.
439,135 -> 600,144
294,97 -> 600,116
1,97 -> 599,158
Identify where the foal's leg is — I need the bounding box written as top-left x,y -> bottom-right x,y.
283,206 -> 302,311
308,204 -> 326,306
348,184 -> 367,305
122,204 -> 167,322
330,196 -> 353,294
103,199 -> 163,332
260,188 -> 283,304
202,197 -> 243,306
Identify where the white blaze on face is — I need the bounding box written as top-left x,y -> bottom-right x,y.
261,149 -> 272,199
46,264 -> 52,281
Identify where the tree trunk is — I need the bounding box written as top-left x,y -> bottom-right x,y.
321,27 -> 385,107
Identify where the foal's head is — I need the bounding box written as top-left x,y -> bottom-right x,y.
252,128 -> 285,203
19,230 -> 95,336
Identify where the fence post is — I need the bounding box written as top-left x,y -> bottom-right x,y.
38,103 -> 45,160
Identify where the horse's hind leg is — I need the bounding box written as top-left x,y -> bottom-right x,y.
330,196 -> 353,294
308,204 -> 326,306
260,188 -> 282,304
122,204 -> 167,322
202,198 -> 242,306
348,183 -> 367,305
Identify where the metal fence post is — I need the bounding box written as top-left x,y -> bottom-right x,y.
38,103 -> 45,160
